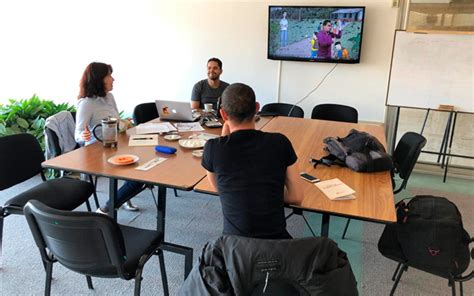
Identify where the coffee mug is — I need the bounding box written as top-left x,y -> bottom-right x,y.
204,103 -> 213,112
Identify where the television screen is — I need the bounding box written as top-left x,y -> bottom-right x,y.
268,6 -> 365,63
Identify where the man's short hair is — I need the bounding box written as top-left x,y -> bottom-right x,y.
207,57 -> 223,69
221,83 -> 256,123
323,20 -> 331,26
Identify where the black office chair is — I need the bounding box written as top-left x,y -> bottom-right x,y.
180,235 -> 358,295
133,102 -> 159,125
341,132 -> 427,239
311,103 -> 358,123
44,111 -> 100,209
0,133 -> 94,264
260,103 -> 304,118
133,102 -> 178,198
23,200 -> 169,296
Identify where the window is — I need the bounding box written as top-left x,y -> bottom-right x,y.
407,0 -> 474,32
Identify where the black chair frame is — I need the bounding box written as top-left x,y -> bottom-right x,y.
311,103 -> 358,123
260,103 -> 304,118
388,238 -> 473,296
24,200 -> 169,296
0,133 -> 94,266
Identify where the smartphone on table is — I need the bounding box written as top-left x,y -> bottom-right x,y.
299,172 -> 320,183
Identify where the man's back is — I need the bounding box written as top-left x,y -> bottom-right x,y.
202,129 -> 297,239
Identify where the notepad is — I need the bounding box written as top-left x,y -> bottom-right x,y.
315,178 -> 356,200
129,134 -> 158,146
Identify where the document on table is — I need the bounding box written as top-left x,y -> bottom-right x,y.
135,122 -> 177,134
195,132 -> 220,141
136,157 -> 167,171
175,122 -> 205,132
128,134 -> 159,146
315,178 -> 356,200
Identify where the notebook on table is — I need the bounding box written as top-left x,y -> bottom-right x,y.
155,100 -> 201,122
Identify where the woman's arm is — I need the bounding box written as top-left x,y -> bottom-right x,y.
74,99 -> 92,144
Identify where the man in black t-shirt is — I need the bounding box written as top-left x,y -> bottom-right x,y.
201,83 -> 303,239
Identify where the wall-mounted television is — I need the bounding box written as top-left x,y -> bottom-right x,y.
268,6 -> 365,64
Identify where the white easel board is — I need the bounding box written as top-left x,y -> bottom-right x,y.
386,31 -> 473,113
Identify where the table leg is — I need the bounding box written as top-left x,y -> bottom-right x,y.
321,214 -> 330,237
108,178 -> 117,221
156,186 -> 193,280
157,186 -> 166,234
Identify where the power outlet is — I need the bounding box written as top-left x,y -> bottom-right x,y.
392,0 -> 399,8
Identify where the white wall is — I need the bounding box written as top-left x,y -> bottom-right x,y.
0,0 -> 398,121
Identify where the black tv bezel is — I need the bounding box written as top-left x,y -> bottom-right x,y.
267,5 -> 366,64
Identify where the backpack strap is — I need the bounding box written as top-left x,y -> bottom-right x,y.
310,154 -> 344,168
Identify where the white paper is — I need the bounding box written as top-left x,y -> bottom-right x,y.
135,122 -> 177,134
196,132 -> 219,141
135,157 -> 167,171
315,178 -> 356,200
175,122 -> 205,132
128,134 -> 159,146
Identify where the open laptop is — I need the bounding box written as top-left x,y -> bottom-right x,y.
155,100 -> 201,122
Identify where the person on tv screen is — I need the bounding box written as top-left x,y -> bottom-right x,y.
310,32 -> 319,58
317,20 -> 342,59
191,57 -> 229,110
279,11 -> 288,48
334,41 -> 350,60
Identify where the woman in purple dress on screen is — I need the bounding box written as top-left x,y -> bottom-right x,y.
317,20 -> 342,59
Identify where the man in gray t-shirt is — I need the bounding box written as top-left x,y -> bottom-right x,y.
191,57 -> 229,110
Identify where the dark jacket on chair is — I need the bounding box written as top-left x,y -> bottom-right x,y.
179,235 -> 358,296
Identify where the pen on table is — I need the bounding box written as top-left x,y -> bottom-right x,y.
134,137 -> 154,140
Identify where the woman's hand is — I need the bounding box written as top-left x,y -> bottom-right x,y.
119,118 -> 133,133
81,125 -> 91,142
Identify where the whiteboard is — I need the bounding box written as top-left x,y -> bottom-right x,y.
386,31 -> 474,113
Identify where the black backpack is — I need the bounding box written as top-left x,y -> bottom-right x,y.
313,129 -> 393,172
378,195 -> 472,278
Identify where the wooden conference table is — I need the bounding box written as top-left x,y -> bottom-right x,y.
194,116 -> 396,237
41,116 -> 273,279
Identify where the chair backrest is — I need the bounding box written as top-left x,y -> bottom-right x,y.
44,111 -> 78,159
261,103 -> 304,118
133,102 -> 159,125
180,235 -> 358,295
0,133 -> 45,190
393,132 -> 427,184
23,200 -> 128,278
311,104 -> 358,123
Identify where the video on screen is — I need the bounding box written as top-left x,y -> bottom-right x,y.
268,6 -> 365,63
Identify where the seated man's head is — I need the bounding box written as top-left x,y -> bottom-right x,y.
220,83 -> 259,124
207,57 -> 223,81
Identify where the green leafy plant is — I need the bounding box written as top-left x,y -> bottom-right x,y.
0,95 -> 76,150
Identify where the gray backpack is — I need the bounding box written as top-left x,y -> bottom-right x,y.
313,129 -> 393,172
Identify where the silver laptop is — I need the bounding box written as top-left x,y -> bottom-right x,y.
155,100 -> 201,122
